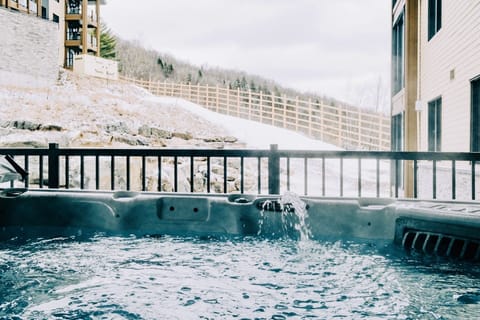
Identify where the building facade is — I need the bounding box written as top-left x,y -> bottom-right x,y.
391,0 -> 480,195
1,0 -> 102,68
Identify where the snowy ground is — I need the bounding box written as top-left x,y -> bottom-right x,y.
150,96 -> 341,151
0,71 -> 392,197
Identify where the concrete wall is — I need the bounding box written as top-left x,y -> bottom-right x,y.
47,0 -> 65,66
0,7 -> 60,85
73,54 -> 118,80
418,0 -> 480,152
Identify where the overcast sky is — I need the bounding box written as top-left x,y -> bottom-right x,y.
102,0 -> 391,111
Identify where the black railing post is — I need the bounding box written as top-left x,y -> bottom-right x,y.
48,143 -> 60,189
268,144 -> 280,194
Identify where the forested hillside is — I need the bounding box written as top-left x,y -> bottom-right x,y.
113,37 -> 340,106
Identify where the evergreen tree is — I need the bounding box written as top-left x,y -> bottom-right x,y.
100,23 -> 116,59
249,80 -> 257,92
186,73 -> 192,84
157,58 -> 164,69
240,77 -> 248,90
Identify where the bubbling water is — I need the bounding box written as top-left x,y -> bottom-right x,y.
257,192 -> 312,241
280,191 -> 312,241
2,236 -> 480,319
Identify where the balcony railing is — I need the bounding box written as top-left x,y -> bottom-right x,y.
89,10 -> 97,24
88,34 -> 97,49
67,7 -> 81,15
3,144 -> 480,201
66,31 -> 81,41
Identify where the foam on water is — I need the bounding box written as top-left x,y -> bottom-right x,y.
1,236 -> 480,319
257,192 -> 312,241
280,191 -> 312,241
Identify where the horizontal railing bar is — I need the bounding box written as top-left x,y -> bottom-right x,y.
3,147 -> 480,162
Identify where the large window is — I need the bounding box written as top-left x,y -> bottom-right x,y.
471,77 -> 480,151
428,0 -> 442,40
391,113 -> 403,151
391,113 -> 403,188
392,10 -> 404,95
428,97 -> 442,151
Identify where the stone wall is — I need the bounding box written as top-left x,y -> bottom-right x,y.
0,7 -> 59,86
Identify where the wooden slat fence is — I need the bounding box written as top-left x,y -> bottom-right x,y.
121,76 -> 390,151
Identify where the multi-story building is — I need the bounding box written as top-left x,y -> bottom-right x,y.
391,0 -> 480,196
1,0 -> 102,68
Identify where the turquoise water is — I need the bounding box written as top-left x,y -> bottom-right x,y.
1,236 -> 479,319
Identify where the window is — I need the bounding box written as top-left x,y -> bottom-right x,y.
391,113 -> 404,188
66,48 -> 79,68
392,0 -> 398,9
471,77 -> 480,151
428,97 -> 442,151
391,113 -> 403,151
428,0 -> 442,40
392,10 -> 404,95
52,14 -> 59,23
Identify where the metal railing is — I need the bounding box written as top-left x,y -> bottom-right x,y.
67,7 -> 81,15
2,144 -> 480,200
66,31 -> 81,41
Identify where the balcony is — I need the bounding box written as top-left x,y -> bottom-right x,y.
87,33 -> 98,52
65,31 -> 82,48
87,10 -> 98,27
65,6 -> 82,21
6,0 -> 27,13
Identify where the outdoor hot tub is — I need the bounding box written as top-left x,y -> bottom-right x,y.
2,171 -> 480,318
1,187 -> 480,261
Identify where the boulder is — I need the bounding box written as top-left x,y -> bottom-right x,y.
104,122 -> 131,135
172,131 -> 193,140
111,134 -> 149,146
40,124 -> 63,131
4,120 -> 41,131
138,124 -> 172,139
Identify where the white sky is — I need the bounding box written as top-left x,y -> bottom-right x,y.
102,0 -> 391,111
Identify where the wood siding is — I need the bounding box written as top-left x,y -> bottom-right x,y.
419,0 -> 480,151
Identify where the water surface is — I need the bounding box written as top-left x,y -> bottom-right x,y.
1,236 -> 479,319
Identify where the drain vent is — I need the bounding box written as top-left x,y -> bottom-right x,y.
402,230 -> 480,261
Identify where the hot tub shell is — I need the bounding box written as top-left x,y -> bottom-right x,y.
1,189 -> 479,259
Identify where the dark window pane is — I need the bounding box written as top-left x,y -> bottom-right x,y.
428,98 -> 442,151
471,78 -> 480,151
428,0 -> 442,40
392,10 -> 404,95
391,113 -> 403,151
